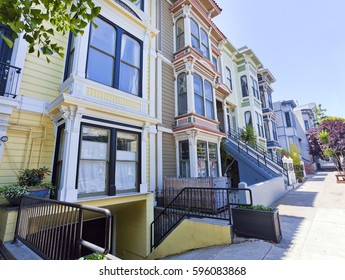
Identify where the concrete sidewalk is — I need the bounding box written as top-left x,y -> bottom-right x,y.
163,171 -> 345,260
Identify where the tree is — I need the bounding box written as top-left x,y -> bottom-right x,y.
314,104 -> 327,126
240,125 -> 257,147
307,118 -> 345,172
0,0 -> 101,61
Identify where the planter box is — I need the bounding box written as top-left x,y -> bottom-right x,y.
232,207 -> 282,243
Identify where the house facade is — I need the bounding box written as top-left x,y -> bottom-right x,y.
1,0 -> 285,259
1,0 -> 158,260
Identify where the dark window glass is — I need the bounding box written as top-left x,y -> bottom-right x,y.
176,17 -> 184,51
241,75 -> 249,97
200,29 -> 209,58
194,74 -> 204,116
226,67 -> 233,90
191,19 -> 200,49
177,73 -> 187,115
285,112 -> 292,127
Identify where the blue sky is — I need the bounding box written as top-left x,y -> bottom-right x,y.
213,0 -> 345,118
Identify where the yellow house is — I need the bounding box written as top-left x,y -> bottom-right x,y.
0,0 -> 158,260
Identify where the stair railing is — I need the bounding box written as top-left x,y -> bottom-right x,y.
226,128 -> 288,179
151,187 -> 252,251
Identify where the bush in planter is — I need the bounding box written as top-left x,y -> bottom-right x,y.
232,205 -> 282,243
0,167 -> 55,206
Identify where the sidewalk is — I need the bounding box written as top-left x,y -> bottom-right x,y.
163,171 -> 345,260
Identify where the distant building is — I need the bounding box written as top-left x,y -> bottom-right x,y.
294,103 -> 317,163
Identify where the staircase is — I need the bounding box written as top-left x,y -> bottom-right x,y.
223,129 -> 287,183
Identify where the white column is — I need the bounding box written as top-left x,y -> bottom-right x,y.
185,60 -> 195,114
149,125 -> 157,193
58,105 -> 84,201
188,130 -> 198,177
157,129 -> 163,194
140,123 -> 150,193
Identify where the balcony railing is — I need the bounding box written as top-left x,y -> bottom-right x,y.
0,62 -> 21,98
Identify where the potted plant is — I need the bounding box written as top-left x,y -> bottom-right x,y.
232,205 -> 282,243
0,167 -> 55,206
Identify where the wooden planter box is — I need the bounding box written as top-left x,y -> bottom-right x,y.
232,207 -> 282,243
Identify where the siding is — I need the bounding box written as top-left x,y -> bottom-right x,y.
161,62 -> 175,128
0,110 -> 55,185
160,0 -> 174,59
162,132 -> 177,178
19,31 -> 67,102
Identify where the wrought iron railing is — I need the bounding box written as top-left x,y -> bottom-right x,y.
0,61 -> 21,98
14,196 -> 113,260
151,187 -> 253,251
226,128 -> 288,179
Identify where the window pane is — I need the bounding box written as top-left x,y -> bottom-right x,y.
179,141 -> 190,178
178,74 -> 187,114
197,141 -> 208,177
121,35 -> 140,67
209,143 -> 218,177
204,80 -> 213,100
89,17 -> 116,55
201,29 -> 208,45
195,95 -> 204,115
87,48 -> 114,86
116,132 -> 139,192
206,100 -> 214,119
78,126 -> 110,196
178,93 -> 187,115
176,18 -> 184,51
191,19 -> 199,38
119,62 -> 140,95
193,74 -> 203,95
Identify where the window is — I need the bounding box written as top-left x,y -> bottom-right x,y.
251,76 -> 259,99
264,120 -> 271,140
197,141 -> 218,177
177,73 -> 187,115
304,120 -> 310,131
204,80 -> 214,119
191,19 -> 200,50
64,32 -> 75,80
200,28 -> 209,59
256,112 -> 264,137
0,24 -> 14,96
179,141 -> 190,178
260,89 -> 266,108
131,0 -> 144,10
212,56 -> 218,72
115,131 -> 139,193
176,17 -> 184,51
197,141 -> 208,177
190,19 -> 209,59
52,125 -> 65,195
241,75 -> 249,97
193,74 -> 214,119
225,67 -> 233,90
86,16 -> 142,96
208,143 -> 218,177
267,89 -> 273,109
285,112 -> 292,127
244,111 -> 252,127
77,124 -> 140,197
272,122 -> 278,141
78,126 -> 110,196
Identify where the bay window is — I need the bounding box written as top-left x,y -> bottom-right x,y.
85,16 -> 142,96
190,19 -> 209,59
197,141 -> 218,177
225,67 -> 233,90
76,124 -> 140,197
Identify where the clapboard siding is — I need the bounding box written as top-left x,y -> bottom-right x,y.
162,132 -> 177,178
161,62 -> 175,128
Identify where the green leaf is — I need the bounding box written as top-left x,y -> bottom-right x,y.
0,33 -> 14,48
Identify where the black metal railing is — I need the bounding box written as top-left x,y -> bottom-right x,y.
0,62 -> 21,98
151,187 -> 252,251
226,128 -> 287,179
14,196 -> 113,260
